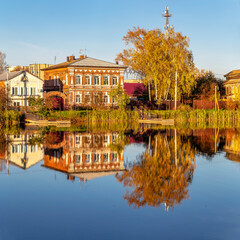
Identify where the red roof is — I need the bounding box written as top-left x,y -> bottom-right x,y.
124,83 -> 145,97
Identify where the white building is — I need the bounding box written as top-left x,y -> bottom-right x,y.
0,70 -> 43,107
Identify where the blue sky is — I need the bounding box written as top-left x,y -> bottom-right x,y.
1,0 -> 240,78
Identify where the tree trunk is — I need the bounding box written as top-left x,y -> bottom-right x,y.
148,82 -> 151,102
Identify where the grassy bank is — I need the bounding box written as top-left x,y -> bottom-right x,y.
145,109 -> 240,128
43,109 -> 140,123
34,109 -> 240,129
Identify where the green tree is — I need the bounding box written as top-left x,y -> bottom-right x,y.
109,85 -> 130,109
191,71 -> 225,100
28,96 -> 44,107
116,27 -> 197,102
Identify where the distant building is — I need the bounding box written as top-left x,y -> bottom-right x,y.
0,70 -> 43,107
42,55 -> 127,109
224,69 -> 240,99
29,64 -> 53,80
9,66 -> 28,72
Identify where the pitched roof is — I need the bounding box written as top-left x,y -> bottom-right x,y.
224,69 -> 240,78
42,57 -> 127,70
0,71 -> 23,81
0,70 -> 43,82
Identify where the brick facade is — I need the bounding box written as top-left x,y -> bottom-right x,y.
42,56 -> 127,109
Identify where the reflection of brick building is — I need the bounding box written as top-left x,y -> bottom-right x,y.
224,129 -> 240,162
42,55 -> 127,109
43,132 -> 125,181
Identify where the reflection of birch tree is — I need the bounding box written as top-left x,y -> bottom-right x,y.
116,133 -> 196,209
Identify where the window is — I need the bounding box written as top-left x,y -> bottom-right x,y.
103,95 -> 108,103
75,136 -> 82,146
31,145 -> 36,152
94,154 -> 100,163
12,87 -> 18,95
13,102 -> 20,106
112,134 -> 117,143
94,76 -> 100,85
75,155 -> 81,164
75,75 -> 82,85
94,135 -> 101,146
103,76 -> 109,85
112,76 -> 118,85
103,135 -> 109,144
103,153 -> 109,163
20,87 -> 23,95
85,75 -> 91,85
84,94 -> 91,103
94,94 -> 100,104
75,94 -> 82,103
84,136 -> 91,146
12,145 -> 18,153
85,154 -> 91,163
30,87 -> 36,96
112,153 -> 118,162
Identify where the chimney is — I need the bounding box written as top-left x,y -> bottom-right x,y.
70,55 -> 75,61
79,55 -> 86,59
67,56 -> 70,62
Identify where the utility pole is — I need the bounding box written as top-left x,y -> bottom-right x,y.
162,6 -> 172,31
175,70 -> 177,110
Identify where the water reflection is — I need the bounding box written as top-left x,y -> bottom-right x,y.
1,127 -> 240,210
0,131 -> 44,173
117,130 -> 196,209
43,131 -> 125,182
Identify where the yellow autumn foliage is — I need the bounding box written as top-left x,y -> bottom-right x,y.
116,133 -> 196,209
117,27 -> 197,101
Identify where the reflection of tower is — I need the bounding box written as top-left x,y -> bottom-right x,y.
162,6 -> 172,31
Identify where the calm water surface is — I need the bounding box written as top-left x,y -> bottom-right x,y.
0,128 -> 240,240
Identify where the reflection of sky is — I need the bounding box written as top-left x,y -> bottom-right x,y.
124,143 -> 146,164
1,145 -> 240,239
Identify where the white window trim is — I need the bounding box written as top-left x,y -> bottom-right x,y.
94,75 -> 101,85
112,75 -> 118,85
84,75 -> 91,85
75,75 -> 82,85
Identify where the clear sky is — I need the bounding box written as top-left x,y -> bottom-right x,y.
1,0 -> 240,78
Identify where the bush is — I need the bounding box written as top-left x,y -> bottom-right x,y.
226,100 -> 237,110
177,104 -> 192,111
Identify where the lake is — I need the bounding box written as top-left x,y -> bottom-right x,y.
0,127 -> 240,240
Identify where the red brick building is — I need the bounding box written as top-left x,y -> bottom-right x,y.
42,55 -> 127,109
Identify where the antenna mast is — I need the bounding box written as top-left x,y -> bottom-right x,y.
162,6 -> 172,31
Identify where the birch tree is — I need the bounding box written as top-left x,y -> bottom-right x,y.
116,27 -> 197,102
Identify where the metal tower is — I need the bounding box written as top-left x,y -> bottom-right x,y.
162,6 -> 172,31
